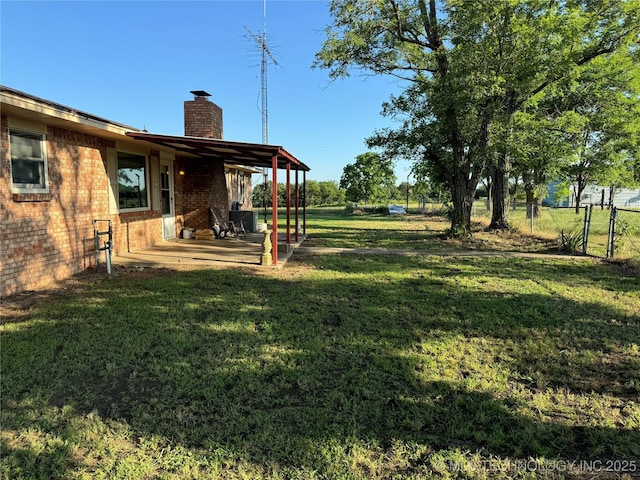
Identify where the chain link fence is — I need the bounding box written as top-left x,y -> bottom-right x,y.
469,201 -> 640,260
608,208 -> 640,260
510,203 -> 584,240
471,201 -> 572,233
580,205 -> 611,258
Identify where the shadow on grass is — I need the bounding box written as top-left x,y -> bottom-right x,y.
304,212 -> 557,252
1,256 -> 639,477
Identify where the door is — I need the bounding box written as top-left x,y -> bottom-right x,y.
160,161 -> 175,239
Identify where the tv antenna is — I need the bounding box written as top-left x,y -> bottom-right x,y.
244,0 -> 278,145
245,0 -> 279,222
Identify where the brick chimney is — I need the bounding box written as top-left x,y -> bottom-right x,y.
184,90 -> 223,139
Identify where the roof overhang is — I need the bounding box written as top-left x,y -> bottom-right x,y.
1,85 -> 139,141
126,132 -> 310,172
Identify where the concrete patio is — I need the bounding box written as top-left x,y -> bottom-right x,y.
111,232 -> 304,268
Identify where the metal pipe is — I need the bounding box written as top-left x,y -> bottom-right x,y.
294,170 -> 299,243
271,154 -> 278,266
286,162 -> 291,245
105,241 -> 112,274
607,207 -> 617,258
582,205 -> 591,255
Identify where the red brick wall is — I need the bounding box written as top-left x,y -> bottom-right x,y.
184,97 -> 223,139
2,92 -> 233,297
174,156 -> 228,229
1,116 -> 163,297
178,95 -> 230,228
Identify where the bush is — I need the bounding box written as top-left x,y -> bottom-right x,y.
560,229 -> 584,253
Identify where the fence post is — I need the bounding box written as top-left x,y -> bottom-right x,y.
582,205 -> 591,255
606,206 -> 617,258
529,203 -> 534,234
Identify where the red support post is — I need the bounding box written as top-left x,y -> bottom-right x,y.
294,170 -> 299,243
286,162 -> 291,245
271,154 -> 278,266
303,171 -> 307,234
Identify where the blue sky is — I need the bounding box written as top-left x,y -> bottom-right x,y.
1,0 -> 411,182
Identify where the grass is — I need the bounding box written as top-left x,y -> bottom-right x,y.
2,209 -> 640,479
300,207 -> 557,253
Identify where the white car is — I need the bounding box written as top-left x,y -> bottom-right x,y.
388,205 -> 407,215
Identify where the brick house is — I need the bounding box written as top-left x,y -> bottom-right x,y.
1,87 -> 309,297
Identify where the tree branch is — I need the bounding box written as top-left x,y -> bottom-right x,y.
386,0 -> 435,50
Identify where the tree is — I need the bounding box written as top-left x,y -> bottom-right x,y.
316,0 -> 640,235
252,181 -> 287,209
510,109 -> 575,217
504,50 -> 640,215
339,152 -> 396,205
408,156 -> 450,202
303,180 -> 322,206
317,0 -> 496,235
479,1 -> 640,229
558,56 -> 640,211
397,180 -> 411,204
303,180 -> 345,205
253,180 -> 345,207
454,0 -> 640,227
553,180 -> 572,206
317,180 -> 345,205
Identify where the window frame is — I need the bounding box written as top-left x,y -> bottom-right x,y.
116,150 -> 150,212
9,128 -> 49,194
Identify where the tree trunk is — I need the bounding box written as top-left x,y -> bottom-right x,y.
575,180 -> 586,214
449,177 -> 474,237
489,151 -> 511,230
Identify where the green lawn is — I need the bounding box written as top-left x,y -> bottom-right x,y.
300,207 -> 558,253
2,210 -> 639,479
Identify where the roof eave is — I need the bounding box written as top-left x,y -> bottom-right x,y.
125,132 -> 310,172
0,85 -> 139,135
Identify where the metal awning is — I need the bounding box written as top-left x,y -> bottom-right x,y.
125,132 -> 310,171
126,131 -> 309,267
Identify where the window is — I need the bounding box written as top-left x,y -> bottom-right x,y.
10,129 -> 48,192
117,151 -> 149,210
160,164 -> 171,215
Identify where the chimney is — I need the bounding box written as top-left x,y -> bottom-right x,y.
184,90 -> 223,139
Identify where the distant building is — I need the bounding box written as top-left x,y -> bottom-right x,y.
544,181 -> 640,208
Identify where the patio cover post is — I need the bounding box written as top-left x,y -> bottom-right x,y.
286,162 -> 291,245
303,170 -> 307,234
294,169 -> 299,243
271,154 -> 278,266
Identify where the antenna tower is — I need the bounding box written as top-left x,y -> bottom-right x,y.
244,0 -> 277,222
244,0 -> 277,144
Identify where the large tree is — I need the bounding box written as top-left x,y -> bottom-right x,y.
554,55 -> 640,211
509,110 -> 575,217
486,1 -> 640,228
316,0 -> 640,235
340,152 -> 396,205
505,50 -> 640,214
